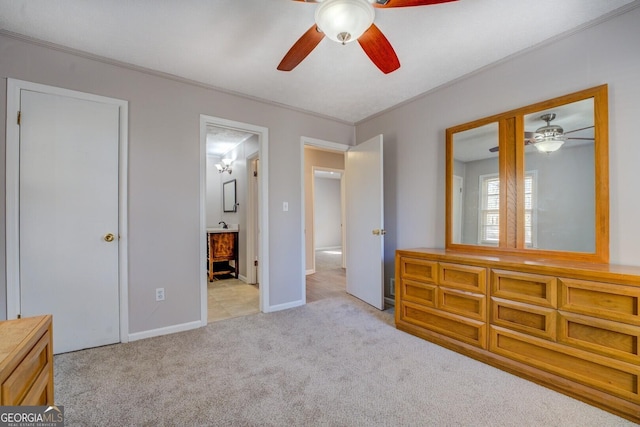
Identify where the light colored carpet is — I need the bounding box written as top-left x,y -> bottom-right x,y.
54,295 -> 633,426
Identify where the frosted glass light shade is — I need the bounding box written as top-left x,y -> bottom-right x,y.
534,138 -> 565,153
315,0 -> 375,44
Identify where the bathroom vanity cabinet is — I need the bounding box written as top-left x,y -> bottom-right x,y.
208,231 -> 238,281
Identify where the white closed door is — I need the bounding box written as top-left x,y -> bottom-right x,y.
18,89 -> 121,354
345,134 -> 384,310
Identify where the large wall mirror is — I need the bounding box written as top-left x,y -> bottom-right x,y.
446,85 -> 609,262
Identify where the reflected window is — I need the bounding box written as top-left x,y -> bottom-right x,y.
524,171 -> 537,248
479,174 -> 499,245
479,172 -> 537,246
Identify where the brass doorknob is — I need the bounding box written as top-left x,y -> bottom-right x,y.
372,229 -> 386,236
104,233 -> 115,242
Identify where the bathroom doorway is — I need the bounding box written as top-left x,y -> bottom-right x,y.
200,115 -> 269,324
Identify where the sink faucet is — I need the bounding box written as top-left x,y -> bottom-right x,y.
218,221 -> 228,229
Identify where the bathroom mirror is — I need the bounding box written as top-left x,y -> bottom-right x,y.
446,85 -> 609,262
223,179 -> 237,212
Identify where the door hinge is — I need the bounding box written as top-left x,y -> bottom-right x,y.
254,260 -> 258,266
17,111 -> 21,125
253,170 -> 258,177
17,313 -> 22,319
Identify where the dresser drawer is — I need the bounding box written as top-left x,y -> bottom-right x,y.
491,298 -> 556,341
558,311 -> 640,364
490,326 -> 640,404
491,269 -> 557,308
1,331 -> 51,405
439,287 -> 486,321
401,279 -> 436,307
559,278 -> 640,325
399,300 -> 486,349
400,257 -> 437,284
439,262 -> 486,293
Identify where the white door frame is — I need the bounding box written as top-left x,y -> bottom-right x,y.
300,136 -> 349,303
246,152 -> 259,285
5,78 -> 129,343
200,115 -> 269,320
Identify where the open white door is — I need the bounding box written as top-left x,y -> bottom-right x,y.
345,135 -> 384,310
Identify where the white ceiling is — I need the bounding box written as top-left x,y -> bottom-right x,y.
0,0 -> 636,124
206,126 -> 255,157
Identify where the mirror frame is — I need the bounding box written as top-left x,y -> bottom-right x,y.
223,179 -> 237,213
446,85 -> 609,263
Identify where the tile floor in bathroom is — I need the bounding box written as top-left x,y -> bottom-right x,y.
207,249 -> 346,323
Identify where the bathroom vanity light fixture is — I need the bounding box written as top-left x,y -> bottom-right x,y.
215,158 -> 233,174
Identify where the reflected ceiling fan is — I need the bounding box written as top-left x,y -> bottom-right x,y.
278,0 -> 457,74
489,113 -> 595,154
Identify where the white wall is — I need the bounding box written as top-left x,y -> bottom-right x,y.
314,177 -> 342,249
356,5 -> 640,297
206,155 -> 223,227
0,33 -> 354,325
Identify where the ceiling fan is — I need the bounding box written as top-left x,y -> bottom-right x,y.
489,113 -> 595,154
277,0 -> 457,74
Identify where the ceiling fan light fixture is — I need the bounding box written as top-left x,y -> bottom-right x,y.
315,0 -> 375,45
533,113 -> 566,153
534,138 -> 565,153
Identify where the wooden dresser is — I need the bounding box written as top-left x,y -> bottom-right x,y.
395,248 -> 640,423
0,315 -> 54,405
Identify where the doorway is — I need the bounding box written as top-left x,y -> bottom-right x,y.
5,79 -> 129,353
312,167 -> 345,272
200,115 -> 269,324
302,138 -> 349,303
301,135 -> 386,310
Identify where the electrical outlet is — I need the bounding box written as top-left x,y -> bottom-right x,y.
156,288 -> 165,301
389,278 -> 396,296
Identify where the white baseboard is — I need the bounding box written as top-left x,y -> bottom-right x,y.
128,320 -> 202,342
305,269 -> 315,275
238,274 -> 248,283
265,299 -> 304,313
384,297 -> 395,307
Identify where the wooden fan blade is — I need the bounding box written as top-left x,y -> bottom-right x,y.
277,25 -> 325,71
358,24 -> 400,74
567,137 -> 595,141
374,0 -> 457,8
